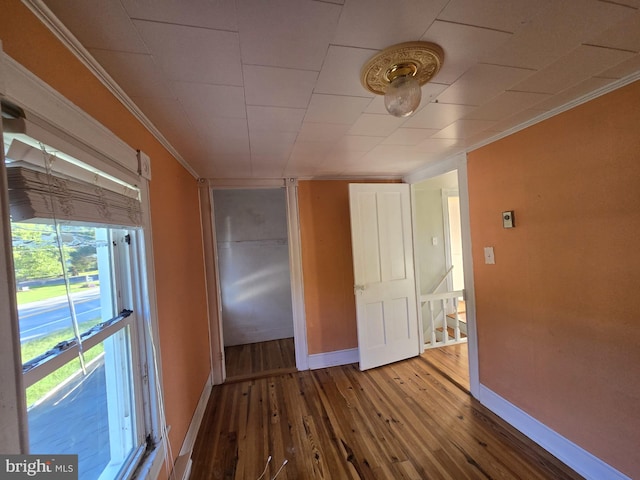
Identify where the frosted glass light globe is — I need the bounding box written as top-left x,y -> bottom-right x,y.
384,75 -> 421,117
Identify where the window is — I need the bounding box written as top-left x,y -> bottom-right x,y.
2,111 -> 161,479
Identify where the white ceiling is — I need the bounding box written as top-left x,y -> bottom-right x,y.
41,0 -> 640,179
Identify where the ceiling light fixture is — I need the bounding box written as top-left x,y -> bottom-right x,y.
361,41 -> 444,118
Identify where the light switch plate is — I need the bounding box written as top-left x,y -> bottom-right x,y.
484,246 -> 495,264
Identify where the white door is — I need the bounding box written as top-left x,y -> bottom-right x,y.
349,184 -> 420,370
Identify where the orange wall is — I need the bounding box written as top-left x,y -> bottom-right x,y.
468,80 -> 640,478
298,179 -> 399,355
298,180 -> 358,354
1,0 -> 211,471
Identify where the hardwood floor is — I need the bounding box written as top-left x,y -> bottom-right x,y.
421,343 -> 470,392
191,354 -> 582,480
225,337 -> 296,382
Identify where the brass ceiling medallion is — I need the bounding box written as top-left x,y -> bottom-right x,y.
361,41 -> 444,96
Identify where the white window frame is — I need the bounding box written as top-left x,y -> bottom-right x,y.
0,47 -> 165,478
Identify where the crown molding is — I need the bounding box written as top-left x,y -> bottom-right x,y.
21,0 -> 199,180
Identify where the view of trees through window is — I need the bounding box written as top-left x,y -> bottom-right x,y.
13,221 -> 138,479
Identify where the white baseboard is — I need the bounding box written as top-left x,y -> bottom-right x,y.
170,372 -> 212,480
479,385 -> 630,480
308,348 -> 359,370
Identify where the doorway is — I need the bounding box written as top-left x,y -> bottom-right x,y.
413,171 -> 469,387
212,188 -> 296,380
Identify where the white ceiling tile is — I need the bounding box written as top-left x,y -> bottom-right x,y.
421,21 -> 513,84
288,143 -> 332,172
364,83 -> 448,114
433,119 -> 497,139
249,130 -> 298,157
332,136 -> 384,153
413,137 -> 460,153
315,46 -> 378,97
325,150 -> 367,165
532,77 -> 616,112
40,0 -> 640,180
247,106 -> 306,133
207,159 -> 253,178
243,65 -> 317,108
133,20 -> 242,86
403,102 -> 476,129
479,0 -> 633,69
348,114 -> 406,136
237,0 -> 342,70
463,91 -> 551,121
45,0 -> 148,53
597,54 -> 640,79
208,139 -> 251,158
382,128 -> 438,146
332,0 -> 447,49
121,0 -> 238,31
305,94 -> 372,124
90,49 -> 175,99
297,123 -> 351,143
488,108 -> 546,134
130,96 -> 193,142
587,12 -> 640,52
436,64 -> 533,106
250,159 -> 287,179
513,45 -> 634,94
174,82 -> 246,120
438,0 -> 550,33
203,117 -> 250,143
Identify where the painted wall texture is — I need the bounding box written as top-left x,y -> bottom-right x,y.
1,0 -> 212,474
298,179 -> 400,355
298,180 -> 359,355
467,80 -> 640,478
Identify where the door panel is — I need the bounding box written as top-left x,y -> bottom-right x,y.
349,184 -> 419,370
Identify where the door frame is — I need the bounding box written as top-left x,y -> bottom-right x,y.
442,188 -> 464,295
200,178 -> 308,385
405,153 -> 480,398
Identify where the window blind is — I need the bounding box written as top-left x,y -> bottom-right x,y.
3,113 -> 142,227
7,164 -> 142,227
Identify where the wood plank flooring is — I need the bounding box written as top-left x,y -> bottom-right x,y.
421,343 -> 470,392
191,354 -> 582,480
225,338 -> 296,382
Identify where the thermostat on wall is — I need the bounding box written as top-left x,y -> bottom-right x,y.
502,210 -> 515,228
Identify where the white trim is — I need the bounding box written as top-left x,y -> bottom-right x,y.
171,373 -> 212,474
478,385 -> 631,480
308,348 -> 359,370
206,181 -> 308,374
20,0 -> 198,179
286,178 -> 309,371
455,158 -> 479,397
441,188 -> 458,293
198,181 -> 225,385
0,40 -> 28,452
2,55 -> 138,175
409,186 -> 425,353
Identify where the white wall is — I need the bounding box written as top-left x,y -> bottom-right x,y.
413,171 -> 458,294
213,188 -> 294,346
